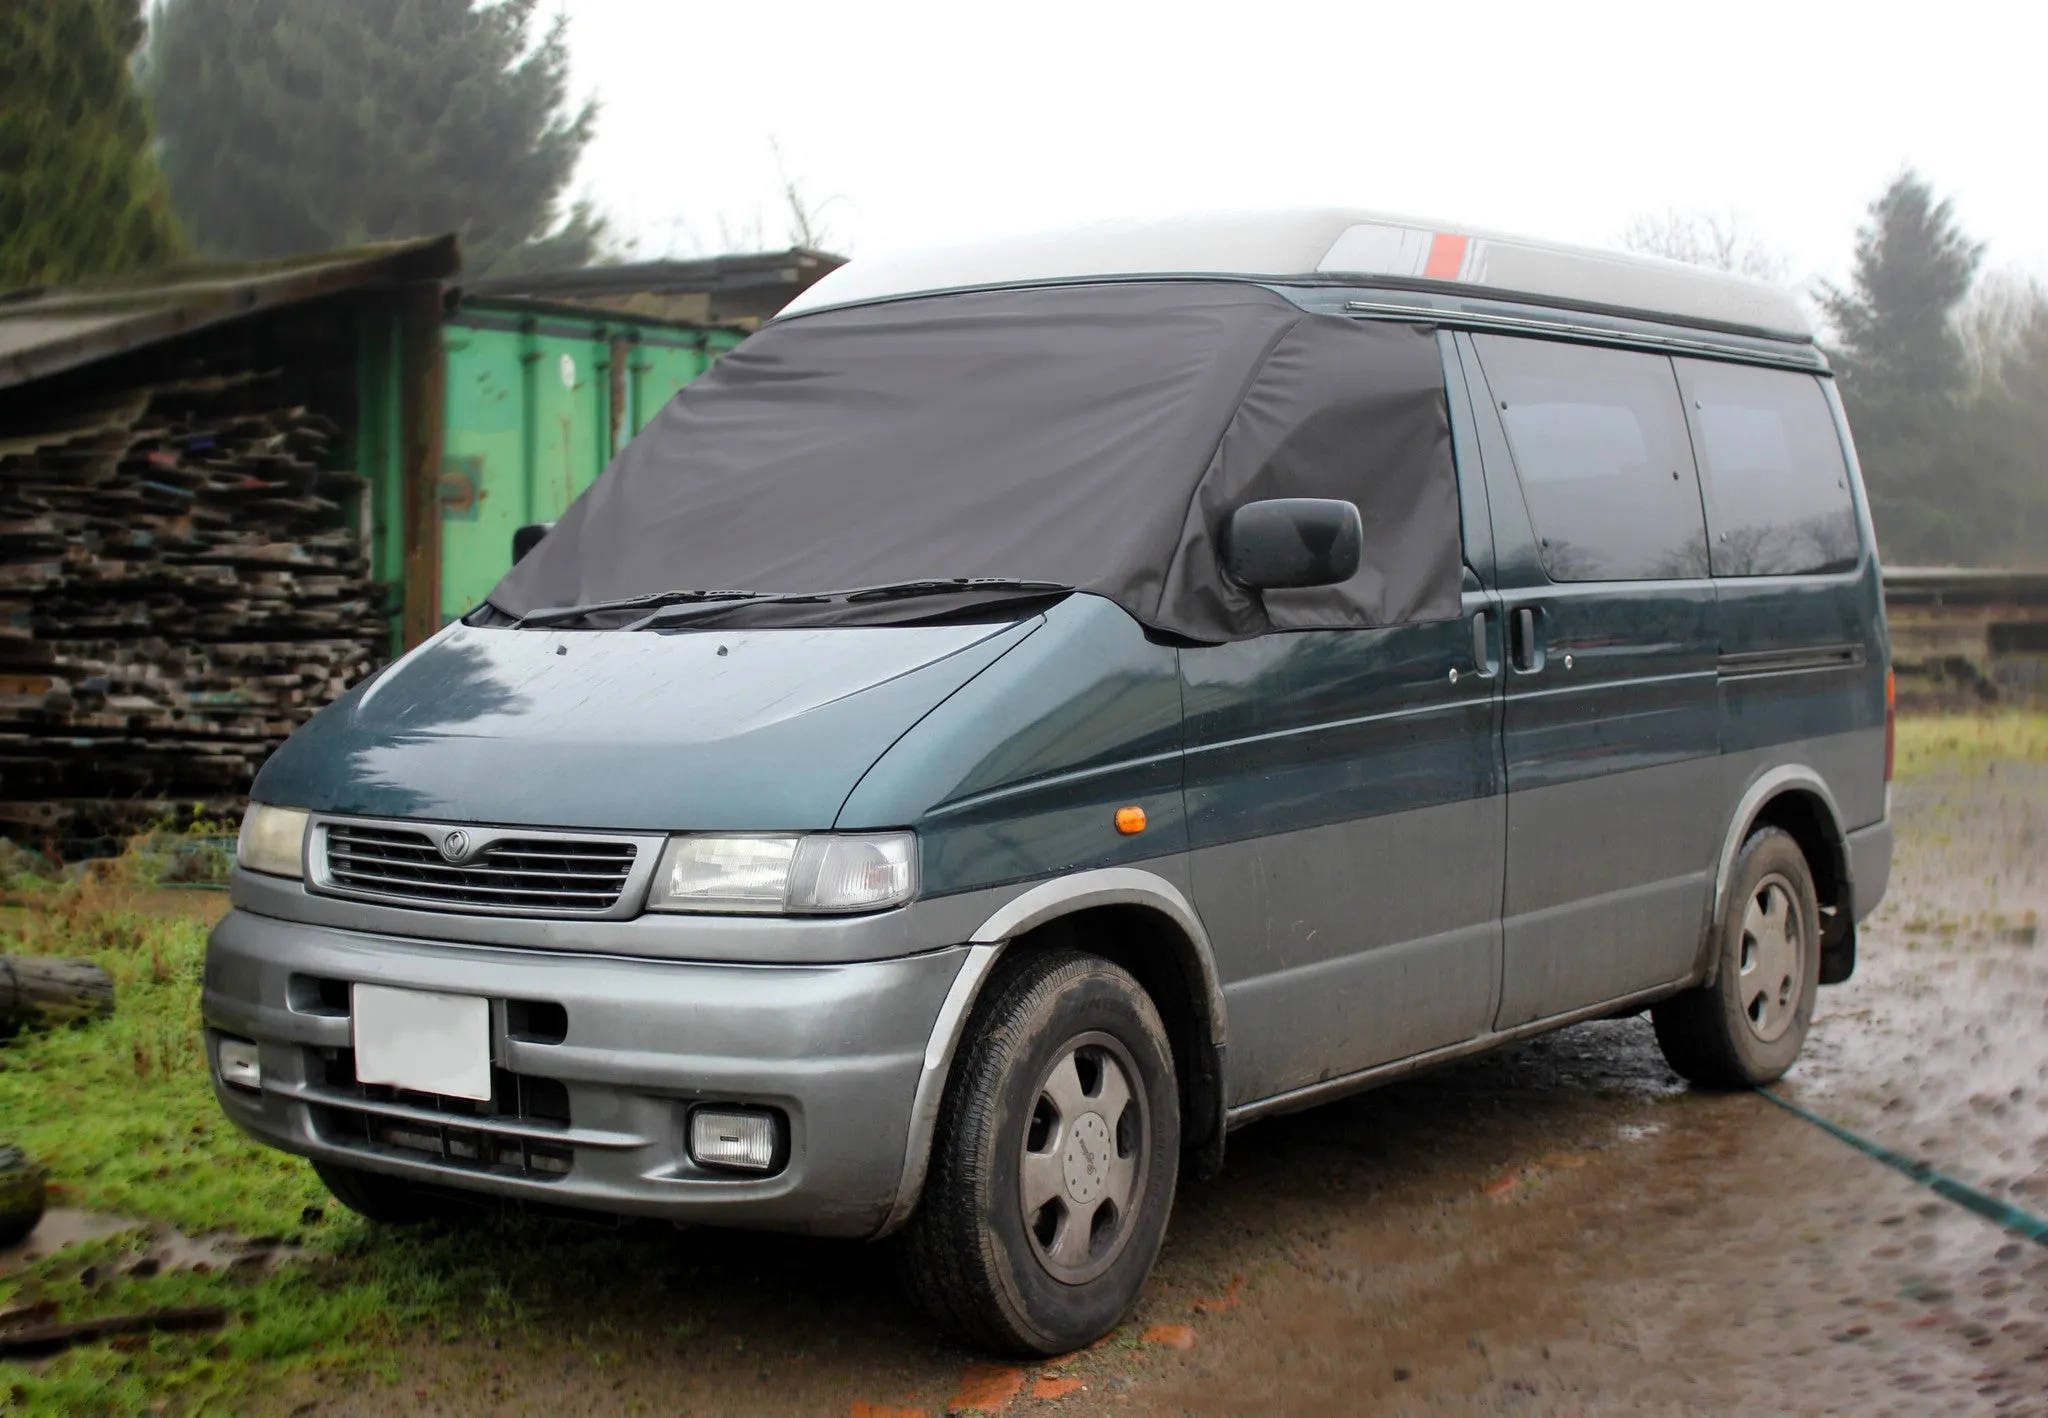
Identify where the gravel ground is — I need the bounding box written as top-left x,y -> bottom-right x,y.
307,755 -> 2048,1417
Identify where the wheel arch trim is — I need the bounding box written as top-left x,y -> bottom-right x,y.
1713,765 -> 1847,924
872,867 -> 1227,1238
965,868 -> 1228,1039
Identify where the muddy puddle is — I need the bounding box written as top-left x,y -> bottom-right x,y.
1792,761 -> 2048,1223
0,1207 -> 294,1278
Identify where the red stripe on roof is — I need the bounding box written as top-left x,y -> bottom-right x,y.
1423,232 -> 1469,281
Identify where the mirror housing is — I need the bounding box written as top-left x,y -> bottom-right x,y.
511,522 -> 555,565
1220,498 -> 1363,590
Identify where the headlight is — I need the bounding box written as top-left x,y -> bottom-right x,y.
237,803 -> 310,879
648,832 -> 917,915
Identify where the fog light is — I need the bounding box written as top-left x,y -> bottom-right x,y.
218,1038 -> 261,1091
689,1108 -> 779,1173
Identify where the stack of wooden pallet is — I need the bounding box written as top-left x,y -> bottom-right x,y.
0,374 -> 384,850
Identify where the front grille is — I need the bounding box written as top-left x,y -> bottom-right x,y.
322,822 -> 637,914
308,1049 -> 576,1180
312,1105 -> 576,1179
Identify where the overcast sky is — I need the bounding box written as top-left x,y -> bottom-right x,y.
561,0 -> 2047,293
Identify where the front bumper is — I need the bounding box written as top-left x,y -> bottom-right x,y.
203,907 -> 969,1237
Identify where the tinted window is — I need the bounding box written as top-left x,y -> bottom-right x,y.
1472,335 -> 1707,582
1675,360 -> 1860,576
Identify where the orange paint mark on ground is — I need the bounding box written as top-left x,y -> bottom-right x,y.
1483,1173 -> 1522,1199
849,1404 -> 926,1418
1031,1374 -> 1086,1400
1192,1276 -> 1246,1314
1144,1323 -> 1197,1350
949,1364 -> 1026,1411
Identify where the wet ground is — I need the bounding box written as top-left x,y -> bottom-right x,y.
104,758 -> 2048,1412
0,1208 -> 295,1276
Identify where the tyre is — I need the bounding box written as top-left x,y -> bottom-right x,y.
1653,826 -> 1822,1088
898,949 -> 1180,1355
314,1160 -> 448,1225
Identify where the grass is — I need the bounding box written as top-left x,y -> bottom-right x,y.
0,888 -> 396,1414
0,876 -> 589,1415
0,900 -> 315,1236
1893,708 -> 2048,781
0,872 -> 910,1415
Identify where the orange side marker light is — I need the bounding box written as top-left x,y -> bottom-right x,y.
1115,806 -> 1147,835
1883,668 -> 1896,783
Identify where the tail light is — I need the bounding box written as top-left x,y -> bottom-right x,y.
1883,669 -> 1896,783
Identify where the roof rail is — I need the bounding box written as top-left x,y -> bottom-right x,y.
782,209 -> 1811,342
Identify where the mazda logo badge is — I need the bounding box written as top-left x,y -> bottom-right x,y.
439,829 -> 472,863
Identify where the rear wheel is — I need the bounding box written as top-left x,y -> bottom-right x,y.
898,949 -> 1179,1355
1653,826 -> 1821,1088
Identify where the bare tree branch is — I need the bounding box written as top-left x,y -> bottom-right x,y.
769,136 -> 832,251
1620,209 -> 1792,285
1959,268 -> 2048,394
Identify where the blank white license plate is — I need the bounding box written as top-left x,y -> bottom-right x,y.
352,985 -> 492,1101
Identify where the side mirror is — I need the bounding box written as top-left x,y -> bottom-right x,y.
511,522 -> 554,565
1220,498 -> 1363,590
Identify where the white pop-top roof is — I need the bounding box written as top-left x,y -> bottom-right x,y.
779,209 -> 1812,341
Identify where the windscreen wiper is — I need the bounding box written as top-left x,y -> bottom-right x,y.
842,578 -> 1070,603
630,578 -> 1071,629
510,588 -> 762,629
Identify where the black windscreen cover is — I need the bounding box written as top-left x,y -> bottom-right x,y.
489,281 -> 1461,642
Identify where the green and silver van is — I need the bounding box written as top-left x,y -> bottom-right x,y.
205,211 -> 1893,1354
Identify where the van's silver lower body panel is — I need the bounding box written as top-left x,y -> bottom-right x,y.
1845,818 -> 1893,920
203,908 -> 966,1237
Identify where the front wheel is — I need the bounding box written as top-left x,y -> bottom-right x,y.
897,949 -> 1179,1355
1653,826 -> 1822,1088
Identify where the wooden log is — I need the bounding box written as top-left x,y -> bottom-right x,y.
0,956 -> 115,1030
0,1306 -> 228,1358
0,1141 -> 46,1247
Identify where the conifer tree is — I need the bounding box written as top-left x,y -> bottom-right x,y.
1821,173 -> 1986,563
146,0 -> 603,274
1823,173 -> 1982,412
0,0 -> 185,288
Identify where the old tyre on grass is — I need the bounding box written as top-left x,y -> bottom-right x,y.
314,1160 -> 450,1226
1653,826 -> 1822,1088
898,949 -> 1179,1355
0,1142 -> 48,1247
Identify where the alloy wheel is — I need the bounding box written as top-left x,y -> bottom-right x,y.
1738,873 -> 1804,1043
1018,1031 -> 1148,1285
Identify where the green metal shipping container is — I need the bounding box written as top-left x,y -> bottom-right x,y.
354,299 -> 747,651
433,304 -> 746,624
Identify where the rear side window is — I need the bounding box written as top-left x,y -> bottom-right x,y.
1674,360 -> 1860,576
1471,335 -> 1707,582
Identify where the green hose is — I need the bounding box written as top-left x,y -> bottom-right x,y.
1758,1089 -> 2048,1245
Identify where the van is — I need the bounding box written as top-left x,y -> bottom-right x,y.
204,211 -> 1893,1355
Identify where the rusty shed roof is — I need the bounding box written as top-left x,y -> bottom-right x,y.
465,248 -> 844,327
0,235 -> 460,393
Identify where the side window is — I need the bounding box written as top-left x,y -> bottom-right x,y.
1471,335 -> 1707,582
1674,360 -> 1860,576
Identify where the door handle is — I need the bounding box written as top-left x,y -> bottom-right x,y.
1510,606 -> 1545,673
1470,610 -> 1499,678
